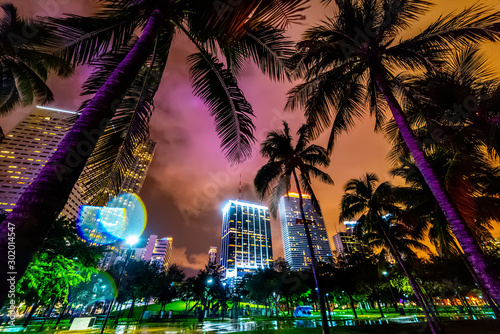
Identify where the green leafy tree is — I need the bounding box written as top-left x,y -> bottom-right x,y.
245,268 -> 278,316
107,259 -> 158,319
286,0 -> 500,311
15,217 -> 100,324
155,264 -> 186,317
255,121 -> 333,333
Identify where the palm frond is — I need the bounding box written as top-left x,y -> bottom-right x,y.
42,3 -> 145,65
237,26 -> 295,81
394,3 -> 500,64
77,31 -> 172,204
187,52 -> 256,163
270,173 -> 291,218
254,160 -> 284,199
378,0 -> 433,39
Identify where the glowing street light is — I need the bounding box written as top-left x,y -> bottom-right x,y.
126,235 -> 139,246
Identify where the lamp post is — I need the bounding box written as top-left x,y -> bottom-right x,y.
273,292 -> 278,319
100,236 -> 138,334
325,293 -> 333,326
382,270 -> 400,314
199,278 -> 213,322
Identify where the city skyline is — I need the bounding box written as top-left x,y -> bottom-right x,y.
2,0 -> 499,277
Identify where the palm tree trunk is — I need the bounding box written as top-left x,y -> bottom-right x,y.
453,239 -> 500,318
373,72 -> 500,309
377,218 -> 442,334
325,295 -> 333,326
292,170 -> 329,334
0,9 -> 166,303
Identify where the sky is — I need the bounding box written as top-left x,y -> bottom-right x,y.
2,0 -> 500,276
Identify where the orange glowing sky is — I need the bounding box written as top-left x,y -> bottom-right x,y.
2,0 -> 500,275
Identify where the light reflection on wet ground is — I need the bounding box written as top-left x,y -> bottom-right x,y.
2,314 -> 494,334
95,315 -> 494,334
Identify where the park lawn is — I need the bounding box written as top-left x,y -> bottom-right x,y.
123,300 -> 270,318
122,300 -> 190,317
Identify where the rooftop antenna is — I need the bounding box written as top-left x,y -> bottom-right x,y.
238,174 -> 242,200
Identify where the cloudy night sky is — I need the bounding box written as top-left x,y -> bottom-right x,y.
2,0 -> 500,276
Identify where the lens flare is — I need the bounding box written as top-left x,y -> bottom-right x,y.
76,193 -> 147,244
108,193 -> 147,240
76,206 -> 127,245
69,271 -> 117,307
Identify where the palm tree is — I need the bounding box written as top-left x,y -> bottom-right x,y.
286,0 -> 500,306
391,153 -> 500,317
340,173 -> 442,333
0,0 -> 309,302
385,47 -> 500,316
0,3 -> 73,139
255,121 -> 333,334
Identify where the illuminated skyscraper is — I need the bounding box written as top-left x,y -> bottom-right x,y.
143,235 -> 173,272
208,246 -> 217,265
279,193 -> 332,271
220,200 -> 273,280
61,139 -> 156,219
332,221 -> 362,257
0,106 -> 76,212
119,139 -> 156,194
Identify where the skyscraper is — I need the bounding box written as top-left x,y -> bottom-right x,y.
332,221 -> 362,257
143,235 -> 173,272
0,106 -> 77,212
61,139 -> 156,219
279,192 -> 332,271
208,246 -> 217,265
220,200 -> 273,280
119,139 -> 156,194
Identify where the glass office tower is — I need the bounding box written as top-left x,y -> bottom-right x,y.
220,200 -> 273,280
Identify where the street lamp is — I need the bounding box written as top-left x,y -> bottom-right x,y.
325,293 -> 333,326
273,292 -> 278,319
199,277 -> 213,322
100,236 -> 139,334
381,270 -> 400,314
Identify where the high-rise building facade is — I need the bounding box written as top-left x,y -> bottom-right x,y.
61,139 -> 156,219
143,235 -> 173,272
0,106 -> 76,212
279,192 -> 332,271
332,221 -> 362,257
120,139 -> 156,194
208,246 -> 217,265
220,200 -> 273,280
